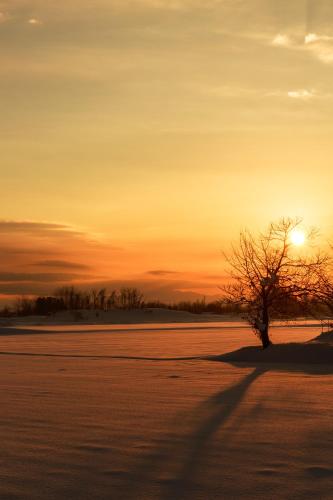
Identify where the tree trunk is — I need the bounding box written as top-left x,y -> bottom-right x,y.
260,303 -> 272,349
260,326 -> 271,349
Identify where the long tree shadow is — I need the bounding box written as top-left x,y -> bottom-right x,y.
163,355 -> 333,498
127,347 -> 333,500
161,367 -> 265,499
124,366 -> 265,499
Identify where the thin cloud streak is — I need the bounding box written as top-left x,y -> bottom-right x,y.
146,269 -> 180,276
0,220 -> 84,238
35,260 -> 91,270
0,272 -> 87,282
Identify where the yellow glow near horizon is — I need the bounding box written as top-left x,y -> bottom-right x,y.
290,229 -> 306,246
2,1 -> 333,305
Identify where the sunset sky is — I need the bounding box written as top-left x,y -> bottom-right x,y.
1,0 -> 333,303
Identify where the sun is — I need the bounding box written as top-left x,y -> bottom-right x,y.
290,229 -> 306,246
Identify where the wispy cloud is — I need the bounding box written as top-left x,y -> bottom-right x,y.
271,33 -> 291,47
304,33 -> 333,45
35,260 -> 91,270
146,269 -> 180,276
0,272 -> 85,282
287,89 -> 315,100
27,18 -> 42,26
270,31 -> 333,65
304,33 -> 333,63
0,220 -> 101,294
0,220 -> 83,238
201,84 -> 324,102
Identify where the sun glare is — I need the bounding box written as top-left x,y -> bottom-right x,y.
290,229 -> 306,246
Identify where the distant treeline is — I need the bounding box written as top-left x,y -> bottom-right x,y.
5,286 -> 144,317
0,285 -> 329,318
0,285 -> 242,317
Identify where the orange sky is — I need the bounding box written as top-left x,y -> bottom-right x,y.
1,1 -> 333,303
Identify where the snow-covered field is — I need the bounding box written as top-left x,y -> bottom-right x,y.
1,322 -> 332,499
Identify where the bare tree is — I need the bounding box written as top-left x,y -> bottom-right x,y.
97,288 -> 106,311
14,296 -> 34,316
106,290 -> 118,310
310,244 -> 333,321
90,289 -> 99,310
221,218 -> 327,349
119,287 -> 144,310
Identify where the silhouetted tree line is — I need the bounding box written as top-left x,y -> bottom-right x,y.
3,286 -> 145,316
145,296 -> 332,318
3,288 -> 245,317
2,284 -> 331,319
144,298 -> 243,315
0,285 -> 244,317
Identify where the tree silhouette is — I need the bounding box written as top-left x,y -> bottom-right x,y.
311,244 -> 333,321
119,287 -> 144,309
222,218 -> 327,348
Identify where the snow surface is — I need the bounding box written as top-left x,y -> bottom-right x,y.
0,322 -> 332,499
